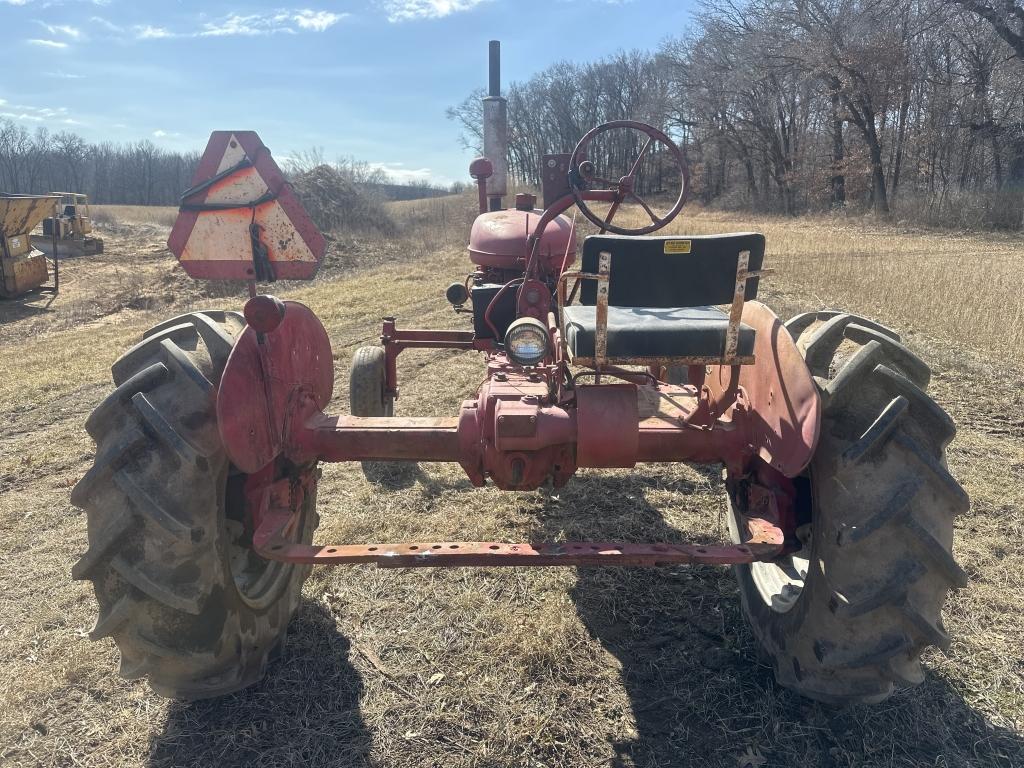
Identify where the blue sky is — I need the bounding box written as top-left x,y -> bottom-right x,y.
0,0 -> 697,185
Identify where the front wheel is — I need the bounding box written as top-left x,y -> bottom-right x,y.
350,346 -> 412,482
731,311 -> 968,704
71,311 -> 319,699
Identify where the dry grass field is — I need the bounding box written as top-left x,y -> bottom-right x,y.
90,205 -> 179,229
0,198 -> 1022,767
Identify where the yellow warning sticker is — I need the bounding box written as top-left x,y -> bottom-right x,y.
663,239 -> 691,254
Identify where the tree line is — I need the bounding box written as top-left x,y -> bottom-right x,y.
4,0 -> 1020,227
0,123 -> 456,206
0,121 -> 200,205
449,0 -> 1024,228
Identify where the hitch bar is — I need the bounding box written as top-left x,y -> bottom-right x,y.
252,478 -> 787,568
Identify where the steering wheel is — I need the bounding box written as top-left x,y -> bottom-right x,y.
568,120 -> 689,236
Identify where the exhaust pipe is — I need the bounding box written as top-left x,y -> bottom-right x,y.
482,40 -> 508,211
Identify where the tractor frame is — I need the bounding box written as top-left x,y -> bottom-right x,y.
209,123 -> 820,571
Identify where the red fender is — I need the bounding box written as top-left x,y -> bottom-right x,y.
707,301 -> 820,477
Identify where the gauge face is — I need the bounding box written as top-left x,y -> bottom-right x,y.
506,319 -> 549,366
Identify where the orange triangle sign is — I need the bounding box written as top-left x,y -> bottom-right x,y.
168,131 -> 325,280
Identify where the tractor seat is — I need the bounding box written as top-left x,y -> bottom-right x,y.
561,233 -> 766,364
562,305 -> 755,359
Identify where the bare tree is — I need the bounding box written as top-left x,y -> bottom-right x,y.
954,0 -> 1024,58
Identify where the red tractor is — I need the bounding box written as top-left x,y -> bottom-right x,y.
72,43 -> 966,704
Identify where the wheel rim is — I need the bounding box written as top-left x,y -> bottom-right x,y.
744,475 -> 814,614
750,545 -> 810,614
224,469 -> 303,610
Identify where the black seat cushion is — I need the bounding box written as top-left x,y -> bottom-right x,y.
562,305 -> 755,359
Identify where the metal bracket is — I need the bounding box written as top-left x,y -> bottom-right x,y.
250,477 -> 787,568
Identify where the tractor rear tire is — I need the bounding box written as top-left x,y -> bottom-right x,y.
730,311 -> 968,704
350,346 -> 407,482
71,310 -> 319,700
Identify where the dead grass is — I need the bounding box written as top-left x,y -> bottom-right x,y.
90,205 -> 178,229
390,193 -> 1024,360
592,202 -> 1024,362
0,207 -> 1022,767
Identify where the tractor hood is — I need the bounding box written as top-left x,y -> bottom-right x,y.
468,208 -> 575,271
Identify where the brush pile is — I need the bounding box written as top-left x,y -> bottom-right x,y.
289,164 -> 395,235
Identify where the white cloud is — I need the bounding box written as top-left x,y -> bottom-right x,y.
0,113 -> 43,122
152,129 -> 181,139
12,104 -> 69,116
90,16 -> 122,33
37,22 -> 81,38
382,0 -> 488,22
134,9 -> 348,40
199,13 -> 294,37
27,38 -> 69,48
0,102 -> 77,124
135,25 -> 175,40
2,0 -> 109,4
369,161 -> 438,184
45,71 -> 85,79
292,9 -> 345,31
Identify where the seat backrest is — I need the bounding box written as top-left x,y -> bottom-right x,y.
578,233 -> 765,307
